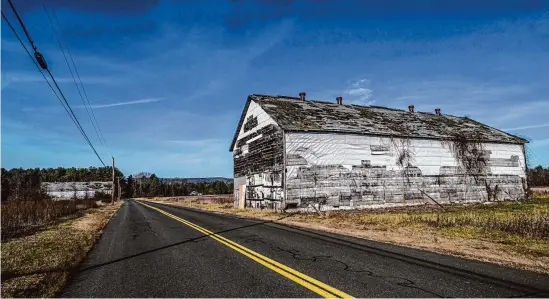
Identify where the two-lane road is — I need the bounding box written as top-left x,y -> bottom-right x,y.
62,199 -> 549,298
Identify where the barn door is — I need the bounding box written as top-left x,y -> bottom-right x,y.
238,185 -> 246,208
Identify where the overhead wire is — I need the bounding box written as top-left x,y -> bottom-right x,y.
42,3 -> 111,158
44,66 -> 107,166
1,12 -> 63,107
2,12 -> 106,166
6,0 -> 38,52
50,6 -> 112,158
2,3 -> 106,166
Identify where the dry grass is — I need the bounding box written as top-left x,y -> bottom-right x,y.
318,198 -> 549,239
0,201 -> 122,298
1,199 -> 100,240
143,196 -> 549,273
532,187 -> 549,197
146,195 -> 233,205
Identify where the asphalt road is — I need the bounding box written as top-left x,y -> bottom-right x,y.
61,199 -> 549,298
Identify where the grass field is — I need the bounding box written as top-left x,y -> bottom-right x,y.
143,195 -> 549,274
0,202 -> 122,298
1,198 -> 101,241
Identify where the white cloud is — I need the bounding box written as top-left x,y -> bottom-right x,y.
75,98 -> 165,109
351,79 -> 369,88
344,79 -> 375,105
504,123 -> 549,131
2,71 -> 117,86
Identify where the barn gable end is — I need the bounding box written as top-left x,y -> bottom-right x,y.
231,98 -> 284,209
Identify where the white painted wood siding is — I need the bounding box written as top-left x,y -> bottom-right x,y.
285,133 -> 526,177
234,101 -> 277,148
232,100 -> 284,209
285,132 -> 526,210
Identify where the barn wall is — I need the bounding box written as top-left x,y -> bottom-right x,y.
285,132 -> 526,210
232,101 -> 284,209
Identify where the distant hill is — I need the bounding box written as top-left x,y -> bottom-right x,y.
160,177 -> 232,184
133,172 -> 153,179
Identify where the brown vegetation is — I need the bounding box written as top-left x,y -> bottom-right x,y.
531,187 -> 549,197
1,199 -> 101,240
137,195 -> 233,205
145,196 -> 549,273
1,202 -> 122,298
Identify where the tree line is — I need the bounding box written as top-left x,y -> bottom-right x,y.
125,174 -> 233,198
2,167 -> 122,183
528,165 -> 549,187
1,167 -> 233,201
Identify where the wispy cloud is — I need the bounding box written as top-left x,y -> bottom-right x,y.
75,98 -> 165,109
2,71 -> 117,86
344,79 -> 374,105
504,123 -> 549,131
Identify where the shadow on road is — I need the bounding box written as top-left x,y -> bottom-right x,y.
64,200 -> 549,298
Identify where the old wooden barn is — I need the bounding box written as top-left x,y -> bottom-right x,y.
229,93 -> 528,211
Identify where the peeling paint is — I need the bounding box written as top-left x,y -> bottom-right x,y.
285,132 -> 526,210
231,95 -> 528,211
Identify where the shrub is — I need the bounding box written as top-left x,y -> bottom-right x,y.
1,198 -> 98,240
93,191 -> 111,203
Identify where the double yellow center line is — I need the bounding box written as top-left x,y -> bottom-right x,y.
136,200 -> 354,298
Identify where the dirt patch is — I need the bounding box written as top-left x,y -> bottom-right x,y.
1,201 -> 122,298
70,207 -> 107,231
142,197 -> 549,274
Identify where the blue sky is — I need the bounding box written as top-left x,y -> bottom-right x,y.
2,0 -> 549,177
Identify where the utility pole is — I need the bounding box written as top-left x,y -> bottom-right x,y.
117,176 -> 121,201
111,157 -> 115,204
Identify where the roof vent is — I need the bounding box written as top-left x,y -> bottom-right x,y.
435,108 -> 441,116
408,105 -> 415,113
299,92 -> 306,101
336,96 -> 343,105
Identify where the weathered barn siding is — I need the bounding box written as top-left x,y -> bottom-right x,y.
285,132 -> 526,210
232,101 -> 284,209
230,95 -> 528,211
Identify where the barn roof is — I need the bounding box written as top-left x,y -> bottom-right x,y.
230,94 -> 527,151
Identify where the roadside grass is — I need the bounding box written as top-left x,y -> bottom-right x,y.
1,202 -> 122,298
318,197 -> 549,238
143,196 -> 549,273
1,194 -> 112,241
438,226 -> 549,257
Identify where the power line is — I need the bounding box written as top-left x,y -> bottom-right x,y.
50,6 -> 112,158
6,0 -> 37,52
45,66 -> 107,166
2,12 -> 105,167
2,12 -> 73,132
2,6 -> 106,166
1,13 -> 62,107
42,3 -> 111,158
